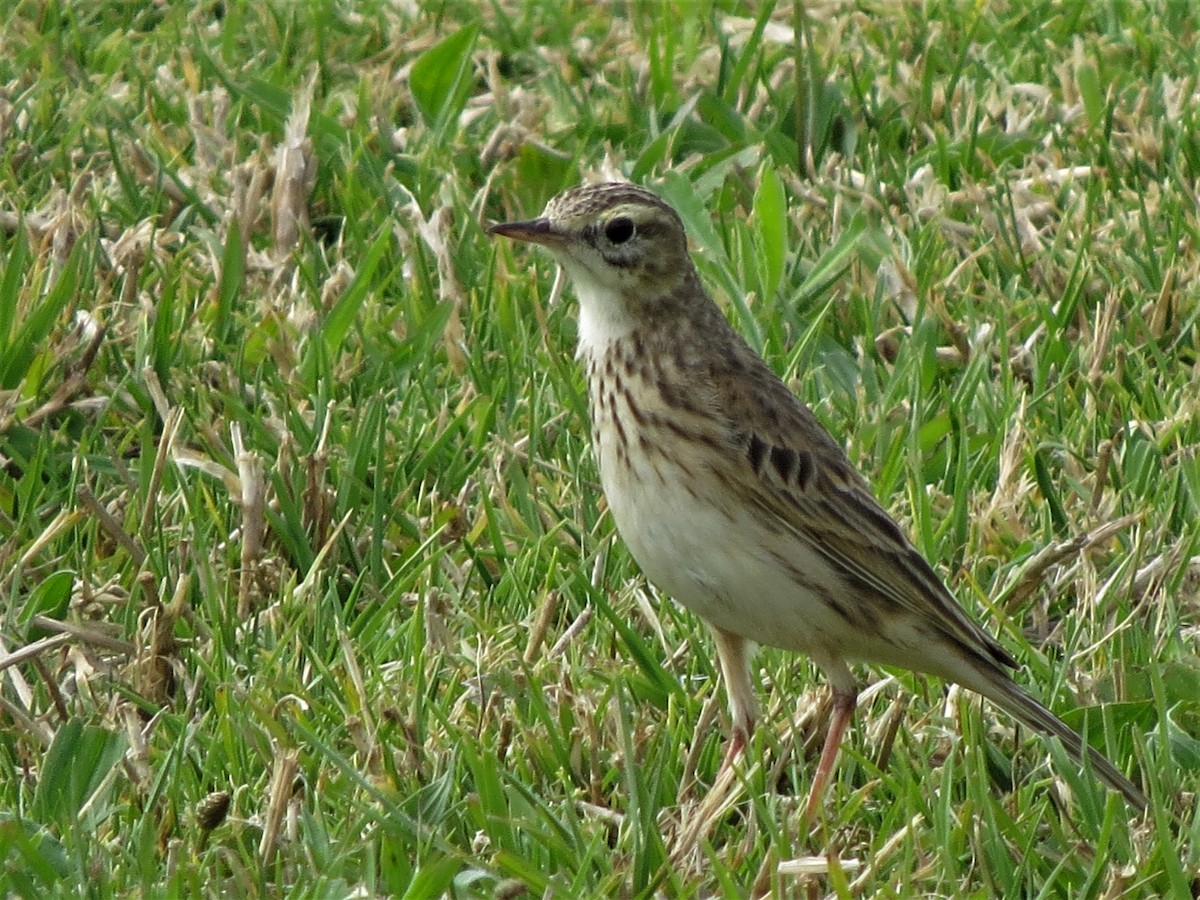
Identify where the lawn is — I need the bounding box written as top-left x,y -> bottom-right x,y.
1,0 -> 1198,896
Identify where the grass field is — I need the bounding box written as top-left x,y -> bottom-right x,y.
2,1 -> 1199,895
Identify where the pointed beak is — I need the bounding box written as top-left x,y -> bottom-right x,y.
487,217 -> 565,247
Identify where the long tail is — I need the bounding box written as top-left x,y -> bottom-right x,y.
967,669 -> 1148,811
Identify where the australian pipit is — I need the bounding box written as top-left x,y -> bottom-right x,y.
489,181 -> 1147,815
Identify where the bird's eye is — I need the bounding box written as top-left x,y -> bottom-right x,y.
604,217 -> 635,244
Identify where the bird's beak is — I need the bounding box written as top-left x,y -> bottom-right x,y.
487,218 -> 565,246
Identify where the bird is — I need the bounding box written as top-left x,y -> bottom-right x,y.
488,181 -> 1148,817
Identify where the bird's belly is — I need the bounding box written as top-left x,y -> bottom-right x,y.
599,446 -> 850,653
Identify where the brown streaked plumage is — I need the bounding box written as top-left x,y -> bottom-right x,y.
489,181 -> 1147,815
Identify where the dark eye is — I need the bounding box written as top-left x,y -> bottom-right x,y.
604,217 -> 635,244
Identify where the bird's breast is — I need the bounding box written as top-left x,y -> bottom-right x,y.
580,345 -> 851,650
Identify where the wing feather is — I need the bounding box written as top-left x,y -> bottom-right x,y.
713,337 -> 1017,671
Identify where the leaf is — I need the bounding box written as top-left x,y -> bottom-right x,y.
31,720 -> 126,825
1169,728 -> 1200,772
409,26 -> 478,132
656,171 -> 727,268
752,162 -> 787,300
1161,660 -> 1200,704
794,213 -> 868,300
916,412 -> 953,454
0,227 -> 29,357
20,570 -> 74,638
720,1 -> 774,104
322,228 -> 390,352
0,238 -> 80,390
588,589 -> 678,709
212,218 -> 243,345
1076,60 -> 1104,130
0,816 -> 70,889
402,857 -> 462,899
1032,446 -> 1069,537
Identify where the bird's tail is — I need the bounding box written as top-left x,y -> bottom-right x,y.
966,668 -> 1148,811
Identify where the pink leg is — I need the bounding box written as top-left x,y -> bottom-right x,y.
721,724 -> 748,771
712,628 -> 758,770
803,683 -> 857,823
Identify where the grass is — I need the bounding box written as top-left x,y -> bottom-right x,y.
1,0 -> 1199,895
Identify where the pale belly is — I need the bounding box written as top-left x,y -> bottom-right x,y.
577,347 -> 971,682
597,436 -> 857,656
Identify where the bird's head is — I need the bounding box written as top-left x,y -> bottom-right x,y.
489,183 -> 697,332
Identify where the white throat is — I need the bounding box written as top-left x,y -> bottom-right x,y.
564,264 -> 638,356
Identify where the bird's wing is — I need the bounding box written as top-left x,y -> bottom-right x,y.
712,338 -> 1018,672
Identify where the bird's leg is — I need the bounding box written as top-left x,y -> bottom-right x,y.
721,722 -> 750,771
802,682 -> 858,823
712,628 -> 758,771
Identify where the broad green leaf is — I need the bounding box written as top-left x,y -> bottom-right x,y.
31,720 -> 126,825
1076,60 -> 1104,130
212,218 -> 243,345
752,162 -> 786,300
410,26 -> 478,131
0,240 -> 80,390
0,227 -> 29,356
20,570 -> 74,637
323,228 -> 391,352
1032,446 -> 1069,537
402,857 -> 462,899
794,213 -> 867,299
0,816 -> 70,888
